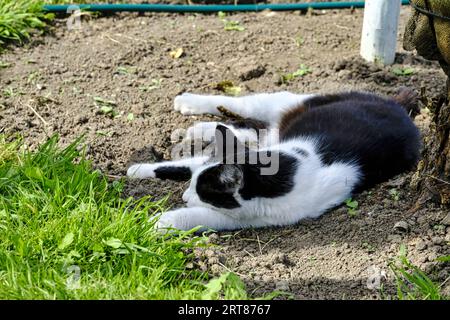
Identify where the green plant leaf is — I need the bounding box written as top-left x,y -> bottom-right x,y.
24,166 -> 43,180
392,67 -> 415,76
215,80 -> 241,96
58,232 -> 74,250
103,238 -> 122,249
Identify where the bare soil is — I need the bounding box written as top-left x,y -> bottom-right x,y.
1,6 -> 449,299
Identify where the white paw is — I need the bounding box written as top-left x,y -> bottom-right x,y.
149,210 -> 185,234
126,163 -> 156,179
174,93 -> 218,116
155,212 -> 179,230
151,208 -> 206,233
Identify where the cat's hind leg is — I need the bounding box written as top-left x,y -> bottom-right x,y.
127,155 -> 209,181
174,92 -> 315,125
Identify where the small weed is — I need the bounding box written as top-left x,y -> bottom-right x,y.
214,80 -> 242,96
116,66 -> 137,75
389,188 -> 400,201
126,113 -> 134,122
3,87 -> 23,98
95,130 -> 114,137
93,96 -> 117,107
201,272 -> 248,300
224,21 -> 245,32
392,67 -> 414,76
27,70 -> 41,85
218,11 -> 245,32
345,198 -> 359,217
361,242 -> 376,253
389,245 -> 448,300
139,79 -> 162,92
295,36 -> 304,47
433,224 -> 446,233
94,97 -> 120,118
218,11 -> 226,20
280,64 -> 311,83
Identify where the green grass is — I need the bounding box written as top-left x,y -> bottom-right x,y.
0,135 -> 249,299
0,0 -> 122,49
0,1 -> 54,48
390,246 -> 449,300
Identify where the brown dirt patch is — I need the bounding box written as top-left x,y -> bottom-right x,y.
1,7 -> 449,299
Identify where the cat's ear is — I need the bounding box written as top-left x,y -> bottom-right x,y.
214,124 -> 247,164
217,164 -> 243,193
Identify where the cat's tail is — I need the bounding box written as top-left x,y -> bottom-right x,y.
392,87 -> 420,118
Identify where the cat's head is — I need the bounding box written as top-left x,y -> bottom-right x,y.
182,124 -> 292,210
182,124 -> 247,209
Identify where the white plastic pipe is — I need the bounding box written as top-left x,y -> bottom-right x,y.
360,0 -> 402,65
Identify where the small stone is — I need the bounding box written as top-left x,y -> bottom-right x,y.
393,221 -> 410,233
416,240 -> 428,251
209,264 -> 223,275
432,237 -> 444,245
275,280 -> 290,292
207,233 -> 220,244
445,233 -> 450,243
417,215 -> 428,225
237,44 -> 247,51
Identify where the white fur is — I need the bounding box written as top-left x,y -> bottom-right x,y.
129,91 -> 361,232
174,91 -> 315,124
181,139 -> 360,229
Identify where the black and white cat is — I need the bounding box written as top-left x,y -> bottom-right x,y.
127,89 -> 421,232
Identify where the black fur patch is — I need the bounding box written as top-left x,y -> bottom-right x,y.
196,152 -> 298,208
154,166 -> 191,181
196,166 -> 242,209
239,152 -> 298,200
280,91 -> 421,192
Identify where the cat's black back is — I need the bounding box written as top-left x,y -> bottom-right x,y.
279,91 -> 421,192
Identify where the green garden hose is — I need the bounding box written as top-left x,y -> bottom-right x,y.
43,1 -> 411,13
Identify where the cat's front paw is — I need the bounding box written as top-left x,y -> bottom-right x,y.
151,210 -> 187,233
174,93 -> 218,116
152,208 -> 202,233
127,163 -> 157,179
